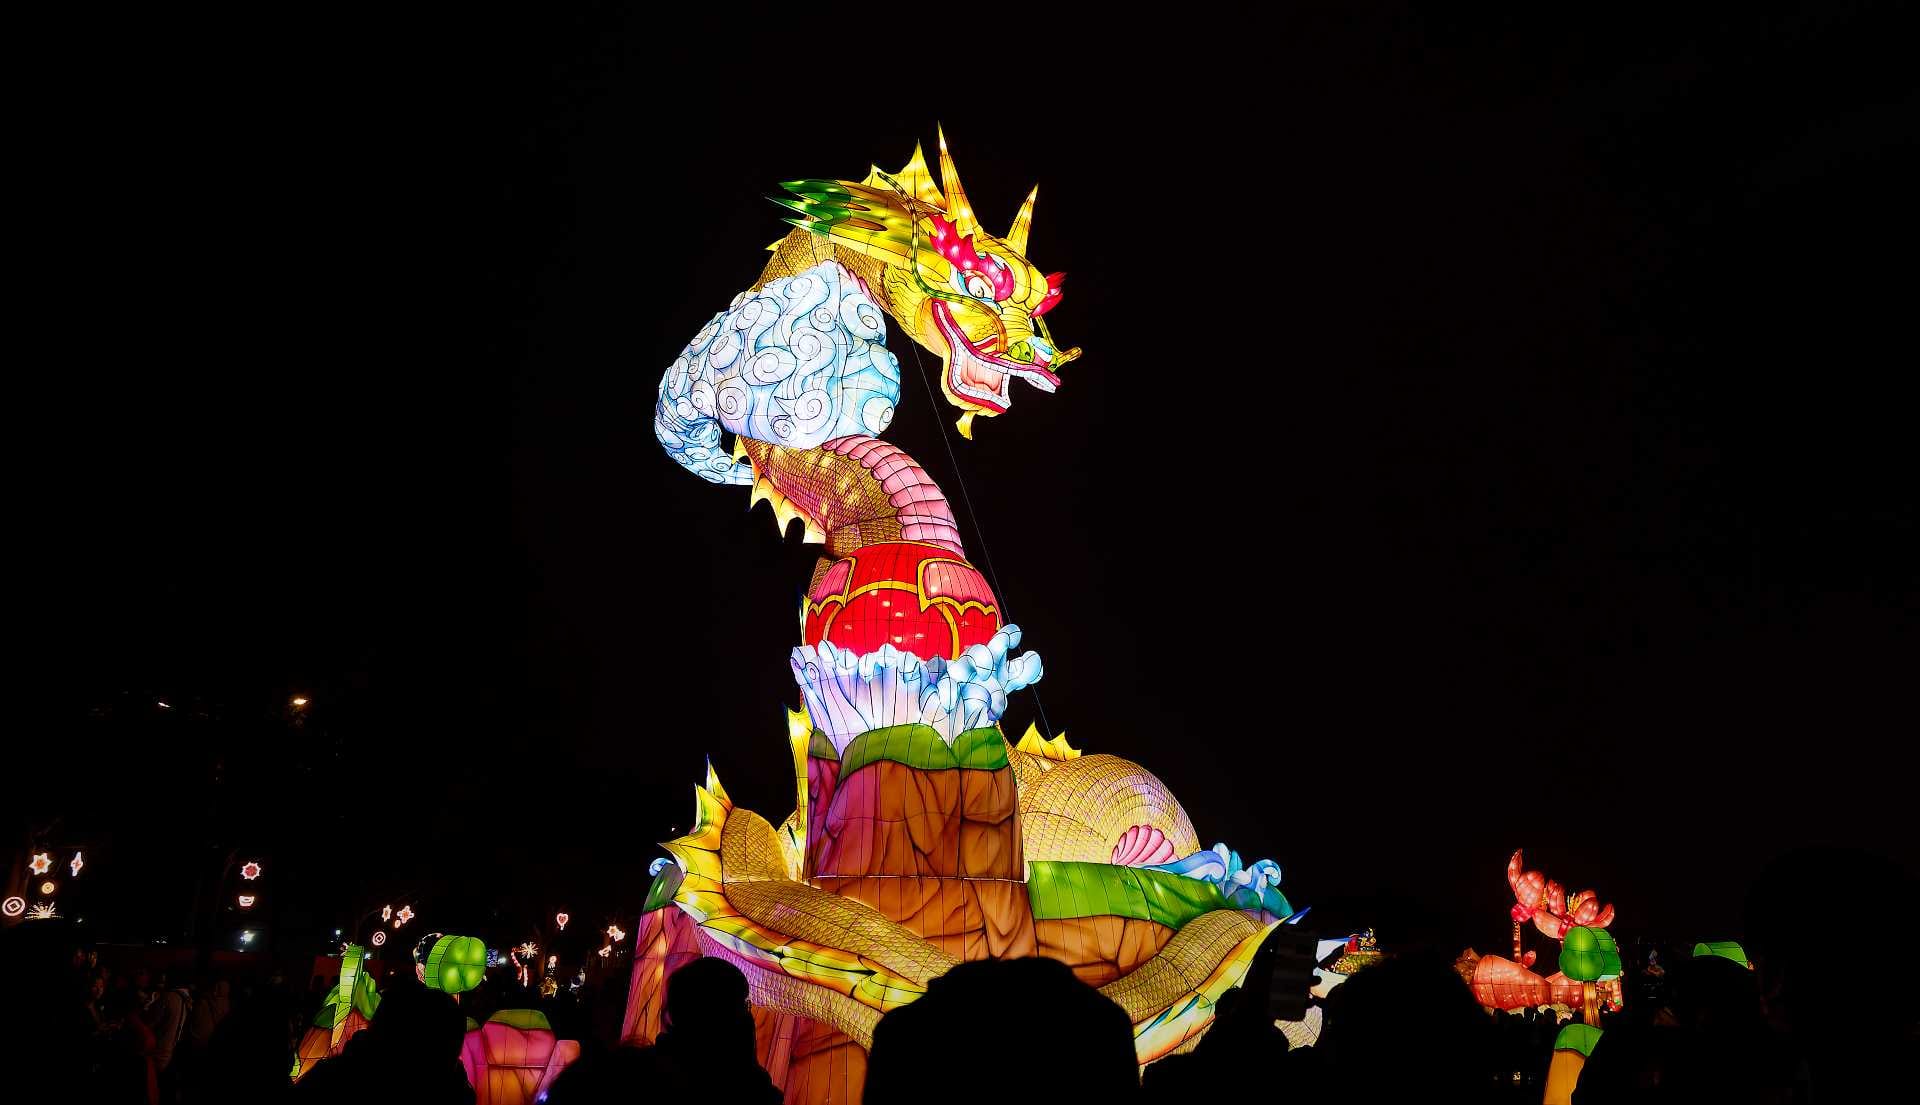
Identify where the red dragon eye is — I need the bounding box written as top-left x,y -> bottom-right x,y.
926,214 -> 1014,300
1031,272 -> 1066,317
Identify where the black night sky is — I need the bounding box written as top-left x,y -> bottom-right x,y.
23,7 -> 1918,959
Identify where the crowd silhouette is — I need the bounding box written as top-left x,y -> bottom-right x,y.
5,846 -> 1911,1103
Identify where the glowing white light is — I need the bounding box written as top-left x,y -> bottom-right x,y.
237,895 -> 256,909
371,931 -> 387,946
239,931 -> 255,945
1,897 -> 23,918
28,902 -> 57,920
28,853 -> 52,876
607,924 -> 626,943
70,852 -> 85,877
156,701 -> 171,709
291,696 -> 308,707
240,861 -> 263,881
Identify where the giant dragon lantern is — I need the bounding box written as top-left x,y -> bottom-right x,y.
633,130 -> 1297,1102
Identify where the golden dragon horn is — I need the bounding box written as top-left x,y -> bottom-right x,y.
1006,185 -> 1038,254
935,125 -> 980,238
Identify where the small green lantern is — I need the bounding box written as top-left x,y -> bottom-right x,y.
1691,940 -> 1751,969
423,934 -> 488,994
1559,925 -> 1623,982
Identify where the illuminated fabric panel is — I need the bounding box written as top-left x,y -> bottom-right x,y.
800,541 -> 996,656
1096,909 -> 1263,1022
702,935 -> 882,1050
423,935 -> 487,994
811,759 -> 1022,880
746,438 -> 968,559
1547,971 -> 1622,1009
1034,915 -> 1175,987
782,1016 -> 868,1105
835,724 -> 1008,776
1016,753 -> 1200,865
809,875 -> 1036,962
1470,955 -> 1551,1009
723,881 -> 958,986
1554,1023 -> 1603,1058
749,1006 -> 793,1088
1691,940 -> 1751,968
1027,861 -> 1229,930
620,906 -> 702,1045
461,1010 -> 580,1105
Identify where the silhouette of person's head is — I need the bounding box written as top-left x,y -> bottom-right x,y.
653,957 -> 779,1103
662,956 -> 752,1040
543,1044 -> 692,1104
1666,953 -> 1760,1032
1318,955 -> 1494,1101
1745,846 -> 1917,1098
864,957 -> 1139,1105
367,980 -> 467,1063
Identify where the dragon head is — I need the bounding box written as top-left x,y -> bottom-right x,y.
772,128 -> 1081,438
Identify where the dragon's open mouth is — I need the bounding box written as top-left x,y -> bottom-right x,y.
931,300 -> 1059,414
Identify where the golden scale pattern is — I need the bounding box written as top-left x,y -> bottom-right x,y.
698,933 -> 884,1050
1015,753 -> 1201,864
1096,910 -> 1263,1023
721,805 -> 959,987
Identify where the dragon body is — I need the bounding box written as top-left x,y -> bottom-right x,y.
635,133 -> 1293,1102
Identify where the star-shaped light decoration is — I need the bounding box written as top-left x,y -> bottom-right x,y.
70,852 -> 85,877
394,905 -> 414,928
381,904 -> 393,922
517,941 -> 538,959
28,853 -> 52,876
607,924 -> 626,943
240,861 -> 263,881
